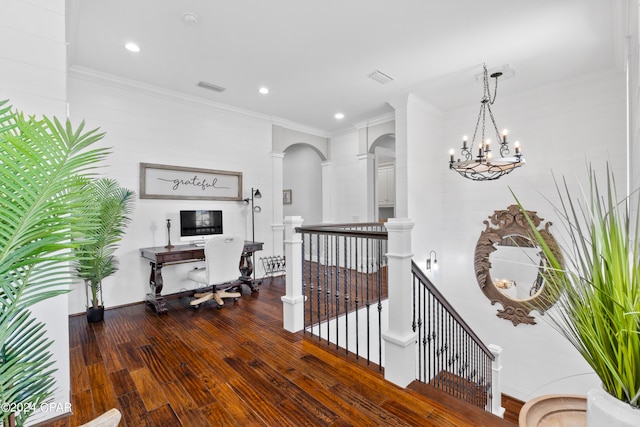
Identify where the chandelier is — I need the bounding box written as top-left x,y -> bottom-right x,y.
449,64 -> 525,181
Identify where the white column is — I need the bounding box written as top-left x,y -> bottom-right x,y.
489,344 -> 505,417
321,160 -> 334,224
271,152 -> 285,254
282,216 -> 305,332
382,218 -> 417,387
356,153 -> 376,222
388,96 -> 408,218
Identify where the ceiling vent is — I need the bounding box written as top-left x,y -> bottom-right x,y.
197,81 -> 226,92
367,70 -> 394,84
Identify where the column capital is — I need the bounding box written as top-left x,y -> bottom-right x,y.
356,152 -> 376,161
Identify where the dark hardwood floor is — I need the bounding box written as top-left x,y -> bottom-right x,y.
38,277 -> 515,426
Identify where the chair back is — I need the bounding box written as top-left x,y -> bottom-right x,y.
203,234 -> 244,285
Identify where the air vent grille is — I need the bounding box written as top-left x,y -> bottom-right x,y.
197,81 -> 226,92
368,70 -> 394,84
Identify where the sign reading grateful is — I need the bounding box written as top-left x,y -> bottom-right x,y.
139,163 -> 243,201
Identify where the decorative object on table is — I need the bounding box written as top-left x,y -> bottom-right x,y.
0,99 -> 109,426
514,165 -> 640,425
75,178 -> 135,322
165,218 -> 173,248
449,64 -> 525,181
243,187 -> 262,281
139,162 -> 242,201
283,189 -> 292,204
474,205 -> 561,326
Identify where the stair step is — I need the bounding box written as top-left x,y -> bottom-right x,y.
429,370 -> 488,409
408,379 -> 517,426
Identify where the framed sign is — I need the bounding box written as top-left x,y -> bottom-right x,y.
140,163 -> 242,201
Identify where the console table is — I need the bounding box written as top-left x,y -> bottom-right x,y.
140,241 -> 263,314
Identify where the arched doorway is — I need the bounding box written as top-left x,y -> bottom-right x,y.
283,143 -> 325,225
370,134 -> 396,221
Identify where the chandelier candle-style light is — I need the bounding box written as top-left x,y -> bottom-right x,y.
449,64 -> 525,181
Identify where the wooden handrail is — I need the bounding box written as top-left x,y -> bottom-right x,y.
296,222 -> 387,240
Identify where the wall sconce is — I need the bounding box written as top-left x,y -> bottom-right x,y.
426,250 -> 438,272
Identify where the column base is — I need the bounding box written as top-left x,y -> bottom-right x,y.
281,295 -> 306,332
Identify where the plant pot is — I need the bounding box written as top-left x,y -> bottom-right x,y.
86,306 -> 104,323
587,385 -> 640,426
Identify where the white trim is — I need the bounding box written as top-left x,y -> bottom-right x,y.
68,65 -> 329,137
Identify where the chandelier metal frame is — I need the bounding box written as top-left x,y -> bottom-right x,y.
449,64 -> 525,181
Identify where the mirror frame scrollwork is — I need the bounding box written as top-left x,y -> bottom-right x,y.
474,204 -> 562,326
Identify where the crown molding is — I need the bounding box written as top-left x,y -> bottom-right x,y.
68,65 -> 329,137
353,111 -> 396,130
270,116 -> 331,138
69,65 -> 272,119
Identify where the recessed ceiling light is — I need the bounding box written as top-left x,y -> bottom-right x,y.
334,113 -> 345,120
124,42 -> 141,53
258,87 -> 269,95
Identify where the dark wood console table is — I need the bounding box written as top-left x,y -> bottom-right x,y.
140,241 -> 263,314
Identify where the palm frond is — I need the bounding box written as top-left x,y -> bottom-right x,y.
75,178 -> 135,308
0,100 -> 108,425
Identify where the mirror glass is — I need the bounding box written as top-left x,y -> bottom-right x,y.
489,235 -> 544,301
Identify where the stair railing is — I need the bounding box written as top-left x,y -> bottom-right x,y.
296,221 -> 388,368
412,260 -> 502,413
282,216 -> 503,417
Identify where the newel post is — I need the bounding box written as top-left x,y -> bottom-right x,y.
382,218 -> 417,387
282,216 -> 305,332
489,344 -> 505,417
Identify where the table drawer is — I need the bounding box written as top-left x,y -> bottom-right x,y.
157,251 -> 203,263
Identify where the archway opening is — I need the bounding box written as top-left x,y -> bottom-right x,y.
370,134 -> 396,221
283,143 -> 324,225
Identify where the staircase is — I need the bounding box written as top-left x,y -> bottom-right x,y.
282,218 -> 504,418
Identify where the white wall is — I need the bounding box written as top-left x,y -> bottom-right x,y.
67,70 -> 275,314
328,130 -> 361,222
405,95 -> 445,267
0,1 -> 71,424
283,144 -> 323,225
431,68 -> 627,401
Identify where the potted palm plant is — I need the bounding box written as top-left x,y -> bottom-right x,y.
0,100 -> 108,425
514,165 -> 640,425
75,178 -> 135,322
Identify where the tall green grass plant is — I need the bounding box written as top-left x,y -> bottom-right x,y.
514,165 -> 640,407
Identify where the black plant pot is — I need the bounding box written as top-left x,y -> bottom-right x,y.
86,306 -> 104,323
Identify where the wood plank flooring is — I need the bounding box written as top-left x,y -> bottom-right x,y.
37,277 -> 515,426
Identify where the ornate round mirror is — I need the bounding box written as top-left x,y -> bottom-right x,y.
474,205 -> 561,326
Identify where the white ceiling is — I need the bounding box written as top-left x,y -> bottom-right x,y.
66,0 -> 623,135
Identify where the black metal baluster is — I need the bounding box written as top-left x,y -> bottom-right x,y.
315,234 -> 321,337
323,234 -> 329,342
366,237 -> 371,364
355,236 -> 360,360
302,234 -> 309,333
334,234 -> 340,349
307,233 -> 314,334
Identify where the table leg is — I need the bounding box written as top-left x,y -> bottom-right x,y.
239,250 -> 260,290
145,261 -> 168,314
